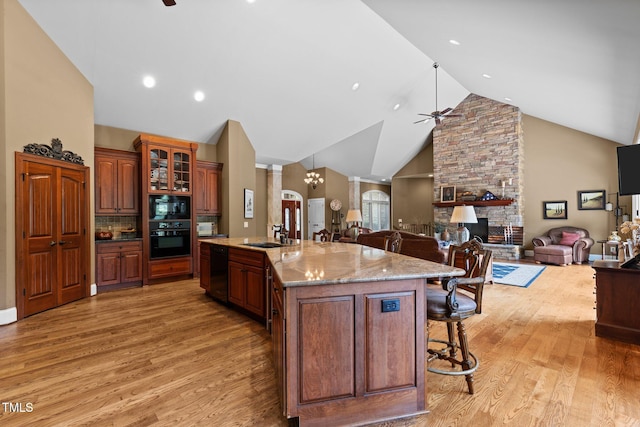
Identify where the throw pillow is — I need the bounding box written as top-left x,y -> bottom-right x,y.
559,231 -> 581,246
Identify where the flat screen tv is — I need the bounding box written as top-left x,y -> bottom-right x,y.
617,145 -> 640,196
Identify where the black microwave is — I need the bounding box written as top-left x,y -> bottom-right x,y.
149,195 -> 191,220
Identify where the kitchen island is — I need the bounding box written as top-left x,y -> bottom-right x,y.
199,237 -> 464,426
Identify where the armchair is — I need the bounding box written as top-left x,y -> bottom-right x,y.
532,226 -> 594,265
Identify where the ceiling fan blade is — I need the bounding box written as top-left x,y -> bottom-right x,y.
414,117 -> 432,124
417,113 -> 432,117
163,0 -> 176,6
440,107 -> 452,114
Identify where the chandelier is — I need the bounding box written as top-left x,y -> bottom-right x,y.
304,154 -> 324,189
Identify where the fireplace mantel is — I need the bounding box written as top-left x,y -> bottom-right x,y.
433,199 -> 513,208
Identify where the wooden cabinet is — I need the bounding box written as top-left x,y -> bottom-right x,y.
96,240 -> 143,288
134,133 -> 198,285
95,147 -> 140,215
134,134 -> 197,195
199,242 -> 211,292
228,248 -> 266,322
195,161 -> 223,215
593,260 -> 640,345
271,267 -> 286,412
278,278 -> 425,425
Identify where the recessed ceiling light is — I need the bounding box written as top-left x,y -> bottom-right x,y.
504,97 -> 512,102
143,75 -> 156,88
393,103 -> 400,111
194,91 -> 205,102
246,0 -> 256,3
352,82 -> 360,91
482,73 -> 492,79
449,39 -> 460,46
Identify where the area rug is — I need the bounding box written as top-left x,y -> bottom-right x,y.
492,262 -> 546,288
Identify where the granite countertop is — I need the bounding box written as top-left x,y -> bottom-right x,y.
199,237 -> 464,287
95,237 -> 143,243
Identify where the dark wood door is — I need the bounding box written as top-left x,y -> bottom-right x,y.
282,200 -> 301,239
16,153 -> 89,318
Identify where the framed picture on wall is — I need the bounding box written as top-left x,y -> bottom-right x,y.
543,200 -> 568,219
440,185 -> 456,203
577,190 -> 606,210
244,188 -> 254,218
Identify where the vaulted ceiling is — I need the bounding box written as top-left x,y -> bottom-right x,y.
18,0 -> 640,182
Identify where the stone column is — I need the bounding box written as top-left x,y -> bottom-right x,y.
267,165 -> 283,236
349,176 -> 361,210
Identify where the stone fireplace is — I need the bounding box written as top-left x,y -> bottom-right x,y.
433,94 -> 525,259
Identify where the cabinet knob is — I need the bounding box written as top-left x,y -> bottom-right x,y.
50,241 -> 57,246
272,309 -> 278,316
59,241 -> 67,245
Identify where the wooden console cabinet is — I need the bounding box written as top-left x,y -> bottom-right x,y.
593,260 -> 640,345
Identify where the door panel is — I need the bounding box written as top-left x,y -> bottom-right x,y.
23,163 -> 58,316
59,169 -> 86,304
16,154 -> 89,318
307,198 -> 325,240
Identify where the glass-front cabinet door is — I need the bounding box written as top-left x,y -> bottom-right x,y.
150,148 -> 170,192
172,149 -> 191,193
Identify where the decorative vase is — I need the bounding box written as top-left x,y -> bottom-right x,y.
608,231 -> 621,242
441,229 -> 451,242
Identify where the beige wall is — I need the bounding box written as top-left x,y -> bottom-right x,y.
392,143 -> 434,227
217,120 -> 257,237
523,115 -> 626,251
2,0 -> 94,311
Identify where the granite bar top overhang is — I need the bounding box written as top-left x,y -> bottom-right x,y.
199,237 -> 465,287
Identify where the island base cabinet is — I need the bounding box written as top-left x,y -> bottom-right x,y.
281,279 -> 426,426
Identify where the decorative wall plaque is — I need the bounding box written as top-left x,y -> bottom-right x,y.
23,138 -> 84,165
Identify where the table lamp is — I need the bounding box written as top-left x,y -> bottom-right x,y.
450,205 -> 477,243
345,209 -> 363,239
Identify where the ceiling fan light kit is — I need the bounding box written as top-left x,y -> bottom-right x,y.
415,62 -> 463,125
162,0 -> 176,6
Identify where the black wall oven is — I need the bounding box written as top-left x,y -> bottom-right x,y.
149,220 -> 191,259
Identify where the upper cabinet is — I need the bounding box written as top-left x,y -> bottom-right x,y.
134,134 -> 198,195
195,161 -> 223,215
95,147 -> 140,215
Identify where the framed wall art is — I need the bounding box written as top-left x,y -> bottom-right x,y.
244,188 -> 254,218
577,190 -> 606,210
440,185 -> 456,203
543,200 -> 568,220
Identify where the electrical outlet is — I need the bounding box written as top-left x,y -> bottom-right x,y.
381,299 -> 400,312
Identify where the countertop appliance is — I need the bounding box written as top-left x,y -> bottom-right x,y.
209,244 -> 229,304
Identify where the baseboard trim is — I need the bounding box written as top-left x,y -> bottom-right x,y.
0,306 -> 18,325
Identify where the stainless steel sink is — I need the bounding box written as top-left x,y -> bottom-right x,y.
242,242 -> 283,248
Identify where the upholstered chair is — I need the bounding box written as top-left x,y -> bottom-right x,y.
532,226 -> 594,265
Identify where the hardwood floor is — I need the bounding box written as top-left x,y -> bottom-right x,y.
1,261 -> 639,426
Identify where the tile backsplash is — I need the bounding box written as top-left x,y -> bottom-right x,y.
95,216 -> 141,239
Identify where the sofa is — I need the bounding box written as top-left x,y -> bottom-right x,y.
356,230 -> 445,264
532,226 -> 594,265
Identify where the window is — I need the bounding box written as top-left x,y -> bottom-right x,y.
362,190 -> 390,231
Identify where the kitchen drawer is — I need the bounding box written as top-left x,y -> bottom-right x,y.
96,240 -> 142,254
149,257 -> 192,279
229,247 -> 265,268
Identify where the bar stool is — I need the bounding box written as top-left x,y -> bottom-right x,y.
426,244 -> 491,394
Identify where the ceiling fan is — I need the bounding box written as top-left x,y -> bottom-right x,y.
162,0 -> 176,6
414,62 -> 463,125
